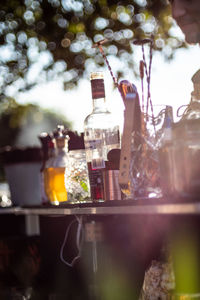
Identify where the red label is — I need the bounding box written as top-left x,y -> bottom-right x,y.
91,79 -> 105,99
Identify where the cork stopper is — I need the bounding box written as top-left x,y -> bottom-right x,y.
90,71 -> 104,80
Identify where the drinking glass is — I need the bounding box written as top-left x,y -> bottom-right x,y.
129,105 -> 172,200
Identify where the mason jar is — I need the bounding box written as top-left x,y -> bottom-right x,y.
64,149 -> 91,203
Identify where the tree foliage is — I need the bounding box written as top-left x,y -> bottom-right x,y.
0,98 -> 72,148
0,0 -> 186,96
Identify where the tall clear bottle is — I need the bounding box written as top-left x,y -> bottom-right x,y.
84,71 -> 120,202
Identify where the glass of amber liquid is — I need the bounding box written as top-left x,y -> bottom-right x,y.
44,166 -> 68,205
44,126 -> 69,205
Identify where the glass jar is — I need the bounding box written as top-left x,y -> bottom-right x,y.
64,149 -> 91,203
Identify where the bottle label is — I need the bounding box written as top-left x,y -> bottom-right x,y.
91,79 -> 105,99
91,158 -> 105,169
87,162 -> 104,200
105,129 -> 120,145
85,139 -> 102,150
85,130 -> 119,149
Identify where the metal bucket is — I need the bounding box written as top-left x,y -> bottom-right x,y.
2,146 -> 43,206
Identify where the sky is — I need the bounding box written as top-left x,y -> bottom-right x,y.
15,43 -> 200,134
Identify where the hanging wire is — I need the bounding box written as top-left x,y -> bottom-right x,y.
60,215 -> 83,267
141,40 -> 153,116
93,38 -> 137,103
141,44 -> 149,85
92,39 -> 118,87
176,104 -> 189,118
147,40 -> 154,124
140,60 -> 145,113
133,38 -> 156,135
133,39 -> 151,80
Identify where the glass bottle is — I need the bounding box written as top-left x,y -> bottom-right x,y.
44,125 -> 69,205
84,71 -> 120,202
182,69 -> 200,120
158,106 -> 174,198
159,70 -> 200,199
43,133 -> 55,204
38,132 -> 52,204
161,105 -> 173,145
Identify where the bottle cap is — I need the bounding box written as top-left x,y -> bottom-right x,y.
192,69 -> 200,84
90,72 -> 105,99
90,72 -> 104,80
53,125 -> 70,149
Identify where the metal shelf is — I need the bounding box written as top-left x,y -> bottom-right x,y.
1,202 -> 200,216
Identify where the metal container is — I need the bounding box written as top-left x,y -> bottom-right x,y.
103,149 -> 122,201
2,146 -> 43,206
103,169 -> 122,200
159,119 -> 200,200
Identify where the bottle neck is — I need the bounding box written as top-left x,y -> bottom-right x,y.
55,147 -> 67,155
191,92 -> 200,103
55,139 -> 68,155
183,92 -> 200,120
92,97 -> 107,113
91,77 -> 107,112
